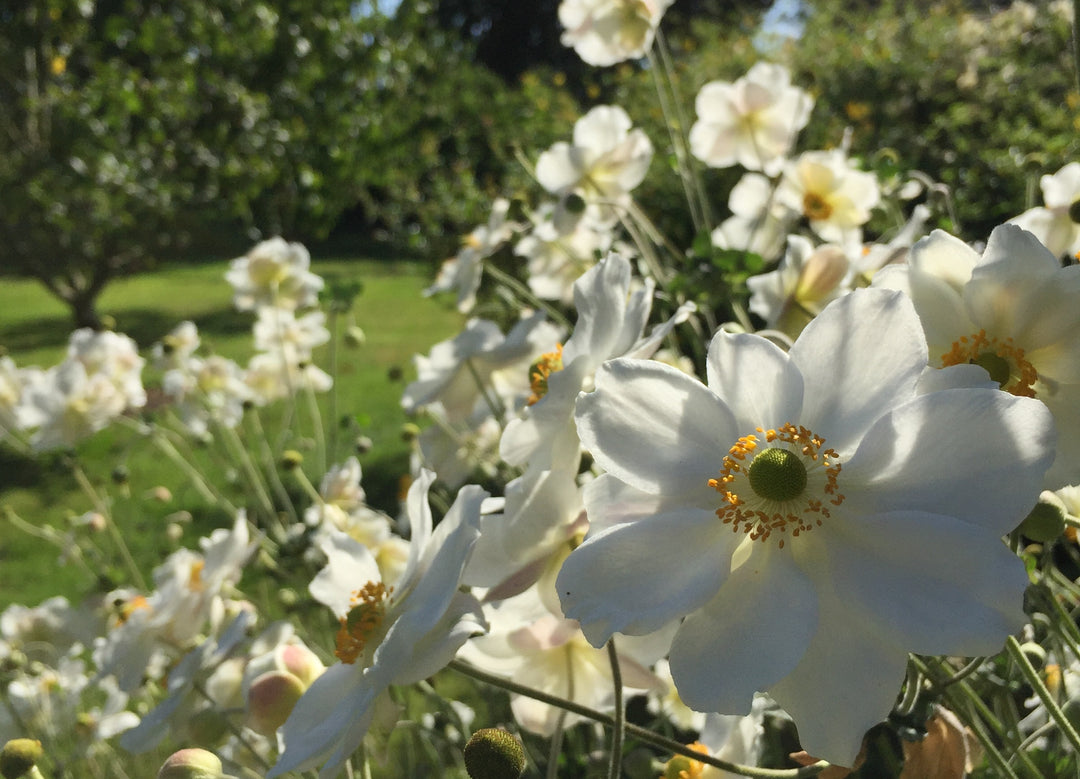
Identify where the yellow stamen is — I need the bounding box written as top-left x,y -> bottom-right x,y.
334,581 -> 391,664
660,742 -> 709,779
802,191 -> 833,222
527,344 -> 564,406
940,329 -> 1038,397
708,423 -> 844,549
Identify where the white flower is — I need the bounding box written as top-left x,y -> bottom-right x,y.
426,198 -> 516,313
515,203 -> 611,305
245,351 -> 332,405
558,287 -> 1054,764
558,0 -> 673,66
152,321 -> 201,370
775,150 -> 880,249
1010,162 -> 1080,259
874,224 -> 1080,487
747,235 -> 852,336
711,172 -> 791,260
227,237 -> 324,312
457,585 -> 665,736
254,308 -> 330,360
690,62 -> 813,176
163,354 -> 251,436
536,105 -> 653,222
23,360 -> 129,451
268,470 -> 488,779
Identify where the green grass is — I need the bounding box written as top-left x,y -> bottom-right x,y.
0,257 -> 463,610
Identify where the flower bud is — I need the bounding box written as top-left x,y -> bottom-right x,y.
281,450 -> 304,470
0,739 -> 42,779
795,245 -> 849,303
344,325 -> 367,348
1019,499 -> 1066,543
280,644 -> 325,688
156,748 -> 225,779
355,435 -> 373,455
401,423 -> 421,443
185,709 -> 230,750
247,671 -> 306,737
463,728 -> 525,779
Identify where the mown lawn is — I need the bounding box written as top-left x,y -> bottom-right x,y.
0,256 -> 462,610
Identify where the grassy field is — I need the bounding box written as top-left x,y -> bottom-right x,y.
0,256 -> 462,610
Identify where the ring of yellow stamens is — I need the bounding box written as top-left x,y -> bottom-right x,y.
708,423 -> 844,549
527,344 -> 564,406
334,581 -> 391,664
802,192 -> 833,222
940,329 -> 1037,397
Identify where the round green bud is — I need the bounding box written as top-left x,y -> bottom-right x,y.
156,748 -> 225,779
564,193 -> 587,215
0,738 -> 43,779
463,728 -> 525,779
281,450 -> 304,470
344,325 -> 366,348
748,448 -> 807,502
1069,198 -> 1080,226
1019,500 -> 1066,543
401,423 -> 421,443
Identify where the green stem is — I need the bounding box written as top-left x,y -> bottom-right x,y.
485,263 -> 572,330
546,649 -> 574,779
448,660 -> 827,778
1007,634 -> 1080,754
605,639 -> 625,779
1072,0 -> 1080,93
70,460 -> 147,590
303,379 -> 327,479
247,410 -> 299,526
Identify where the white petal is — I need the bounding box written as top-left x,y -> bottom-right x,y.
557,506 -> 732,645
706,330 -> 804,433
824,509 -> 1027,656
843,388 -> 1055,532
669,548 -> 817,714
790,288 -> 926,453
575,359 -> 737,496
310,532 -> 382,617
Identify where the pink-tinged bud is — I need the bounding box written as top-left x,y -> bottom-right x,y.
247,671 -> 305,737
0,738 -> 43,779
156,748 -> 224,779
795,245 -> 849,303
280,644 -> 325,688
147,486 -> 173,503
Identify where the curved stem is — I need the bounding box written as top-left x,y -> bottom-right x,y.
605,639 -> 624,779
448,660 -> 827,778
1007,635 -> 1080,754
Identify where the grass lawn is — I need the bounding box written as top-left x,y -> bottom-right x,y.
0,256 -> 463,610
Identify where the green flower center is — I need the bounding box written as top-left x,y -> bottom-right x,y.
970,350 -> 1012,387
1068,198 -> 1080,225
748,447 -> 808,502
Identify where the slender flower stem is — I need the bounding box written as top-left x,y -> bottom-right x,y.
464,358 -> 507,427
605,639 -> 624,779
218,420 -> 276,523
485,263 -> 572,330
1072,0 -> 1080,93
247,410 -> 300,526
448,660 -> 828,778
1007,635 -> 1080,754
70,460 -> 147,590
303,379 -> 327,478
546,650 -> 575,779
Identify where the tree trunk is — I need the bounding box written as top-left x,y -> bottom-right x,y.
68,289 -> 104,331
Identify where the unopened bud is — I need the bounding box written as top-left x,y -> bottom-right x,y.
281,450 -> 304,470
185,709 -> 230,750
280,644 -> 325,688
463,728 -> 525,779
247,671 -> 306,737
147,486 -> 172,503
355,435 -> 373,455
166,523 -> 184,543
1069,198 -> 1080,226
0,738 -> 43,779
111,466 -> 129,485
564,193 -> 587,215
401,423 -> 421,443
344,325 -> 366,348
156,748 -> 224,779
795,245 -> 849,303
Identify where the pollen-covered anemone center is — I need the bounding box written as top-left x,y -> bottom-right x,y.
803,192 -> 833,222
527,344 -> 564,406
708,423 -> 844,548
335,581 -> 391,665
940,329 -> 1037,397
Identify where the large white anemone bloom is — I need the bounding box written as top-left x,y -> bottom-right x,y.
874,224 -> 1080,488
267,470 -> 487,778
1010,162 -> 1080,259
558,0 -> 673,67
558,288 -> 1054,765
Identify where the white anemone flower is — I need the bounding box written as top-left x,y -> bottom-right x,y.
558,287 -> 1054,764
747,235 -> 852,337
227,237 -> 324,312
535,105 -> 653,222
711,172 -> 791,261
267,470 -> 487,779
426,198 -> 516,313
776,150 -> 880,250
515,203 -> 611,305
874,223 -> 1080,487
1010,161 -> 1080,259
689,62 -> 813,176
558,0 -> 673,67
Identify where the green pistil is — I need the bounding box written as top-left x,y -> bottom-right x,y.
747,448 -> 807,502
970,351 -> 1011,387
1068,198 -> 1080,225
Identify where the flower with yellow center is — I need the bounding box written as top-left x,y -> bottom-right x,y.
558,0 -> 674,67
775,150 -> 880,250
269,470 -> 488,779
874,223 -> 1080,487
560,288 -> 1055,765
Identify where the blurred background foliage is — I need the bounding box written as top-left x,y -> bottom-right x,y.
1,0 -> 1076,328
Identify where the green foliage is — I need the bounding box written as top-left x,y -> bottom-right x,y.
786,0 -> 1079,240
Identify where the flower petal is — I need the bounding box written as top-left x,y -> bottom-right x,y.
575,358 -> 737,497
668,547 -> 817,715
843,388 -> 1055,532
790,288 -> 927,453
706,329 -> 804,433
823,509 -> 1027,657
557,506 -> 733,645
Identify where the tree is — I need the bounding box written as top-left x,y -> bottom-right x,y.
0,0 -> 381,329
